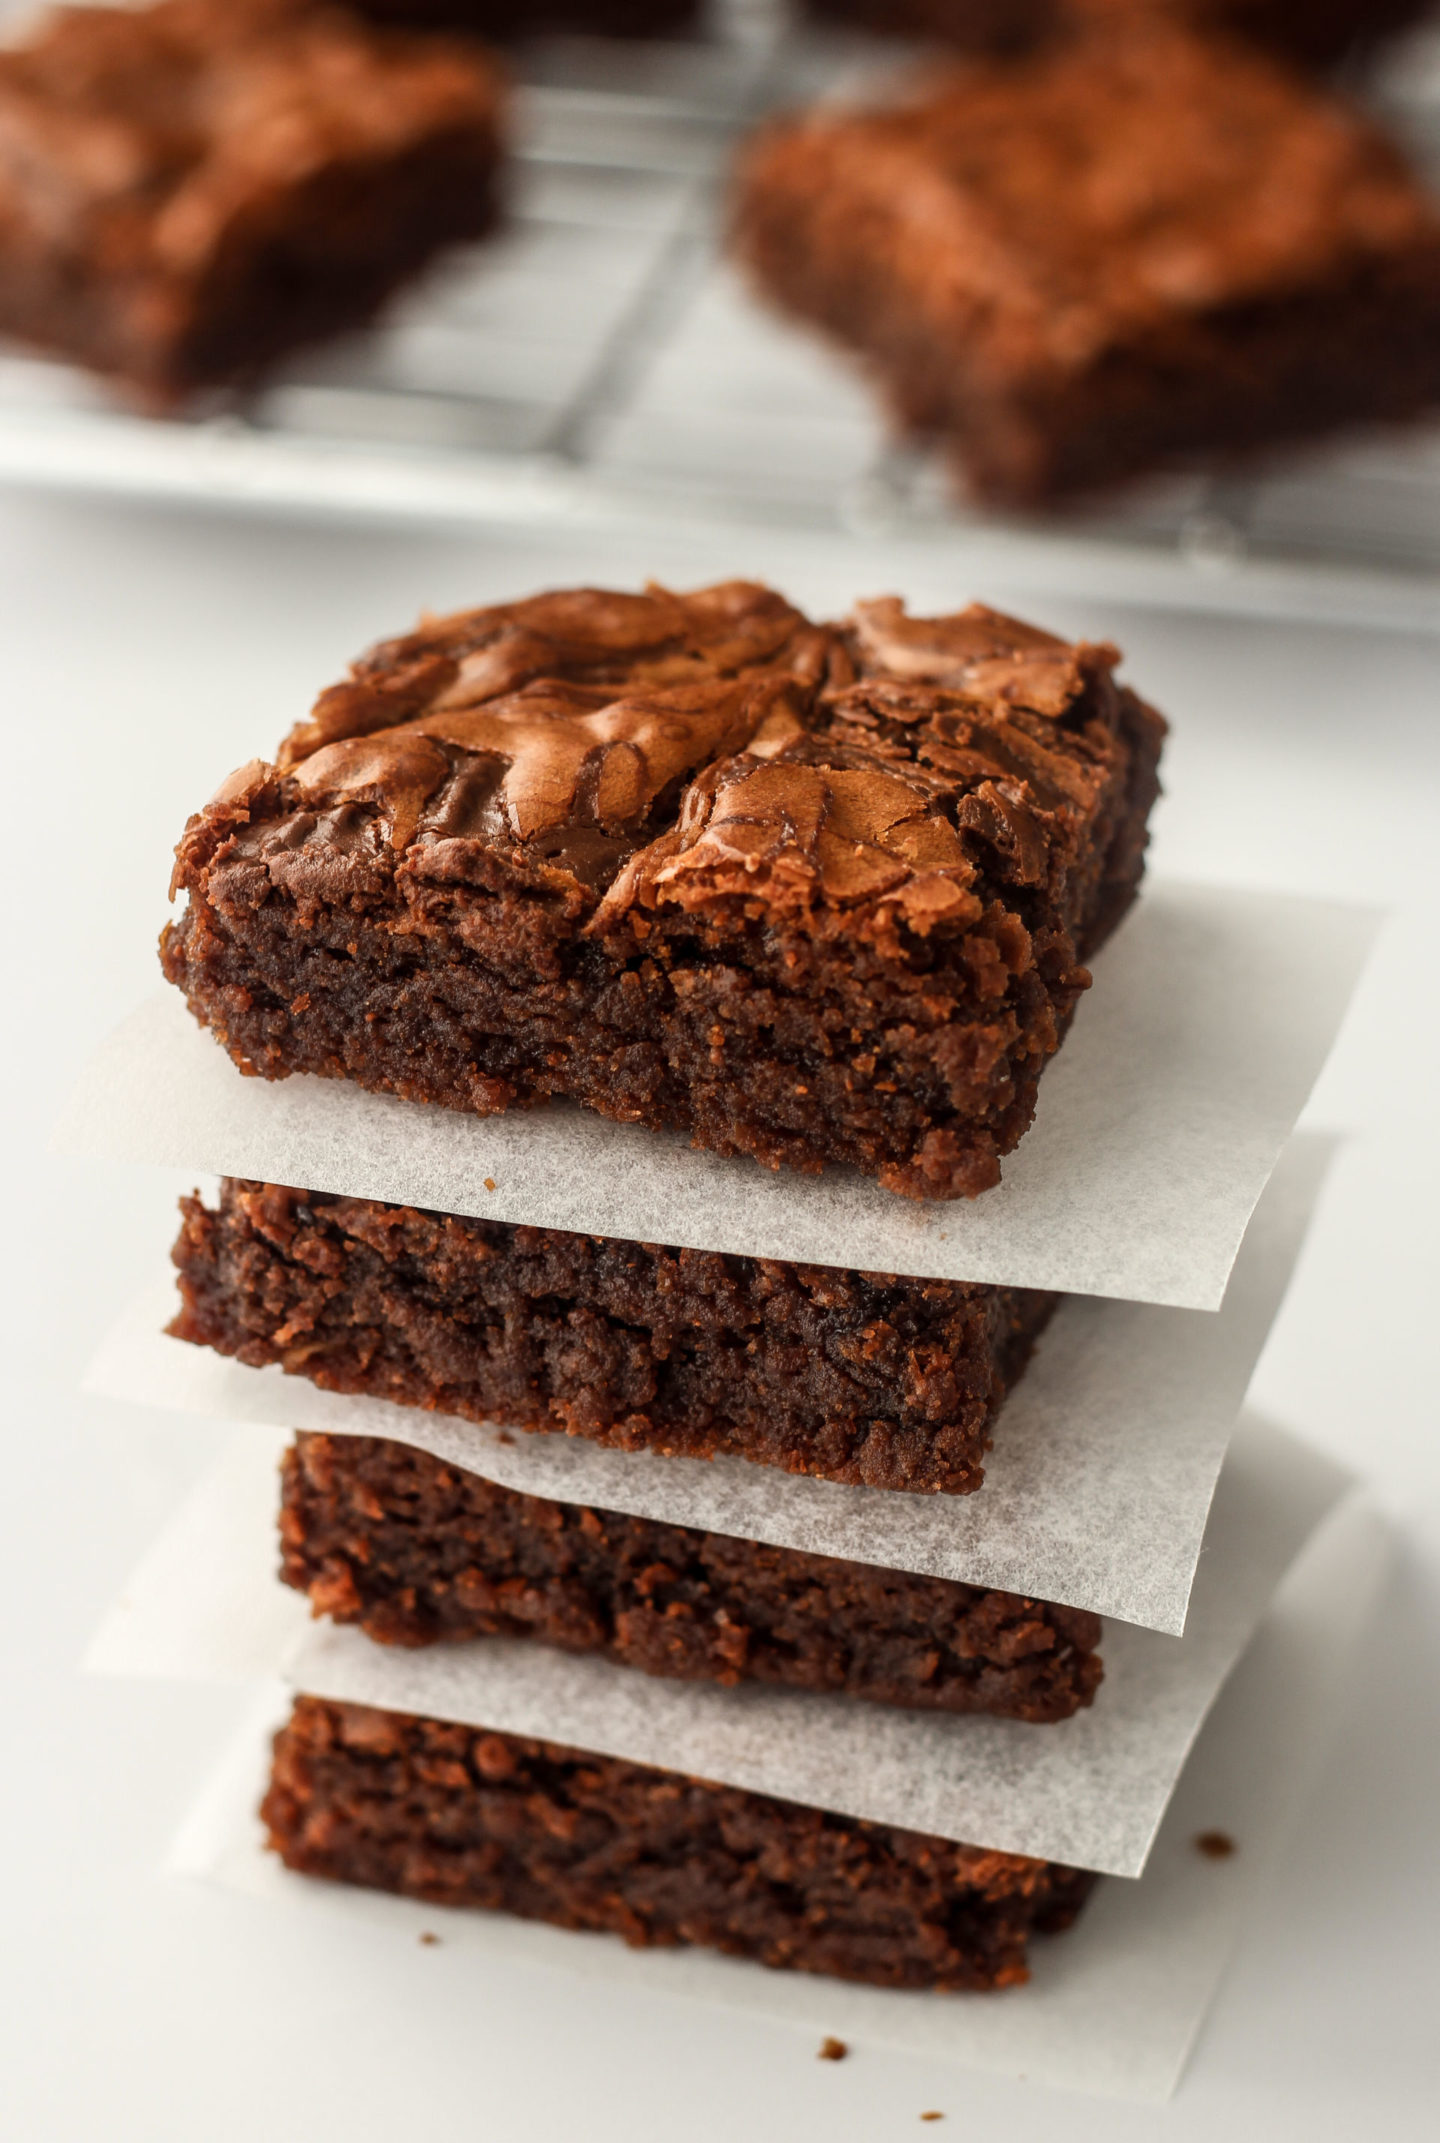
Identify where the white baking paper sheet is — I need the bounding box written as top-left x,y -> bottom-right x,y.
166,1486 -> 1390,2104
53,881 -> 1376,1310
84,1132 -> 1331,1633
85,1412 -> 1352,1878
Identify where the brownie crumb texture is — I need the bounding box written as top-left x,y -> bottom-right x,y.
263,1697 -> 1098,1990
273,1432 -> 1104,1719
172,1177 -> 1060,1494
162,580 -> 1165,1202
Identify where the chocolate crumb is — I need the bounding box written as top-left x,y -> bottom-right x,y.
920,2115 -> 945,2124
1195,1830 -> 1236,1859
484,1178 -> 497,1192
495,1430 -> 515,1446
818,2036 -> 847,2061
419,1930 -> 441,1945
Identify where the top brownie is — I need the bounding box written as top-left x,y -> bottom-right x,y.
0,0 -> 505,399
162,580 -> 1164,1200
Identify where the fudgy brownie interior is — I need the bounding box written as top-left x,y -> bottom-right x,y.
265,1696 -> 1099,1988
163,582 -> 1165,1200
172,1178 -> 1058,1493
280,1431 -> 1104,1717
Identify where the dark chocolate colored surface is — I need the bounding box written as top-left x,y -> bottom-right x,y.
162,580 -> 1165,1200
264,1696 -> 1098,1988
734,27 -> 1440,502
173,1179 -> 1058,1493
806,0 -> 1431,68
0,0 -> 505,398
345,0 -> 696,31
280,1431 -> 1104,1717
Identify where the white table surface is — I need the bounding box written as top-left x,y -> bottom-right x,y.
1,489 -> 1437,2139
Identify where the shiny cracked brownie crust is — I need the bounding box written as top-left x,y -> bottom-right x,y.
162,580 -> 1165,1201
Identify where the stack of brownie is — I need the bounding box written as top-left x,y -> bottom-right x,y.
148,573 -> 1173,1991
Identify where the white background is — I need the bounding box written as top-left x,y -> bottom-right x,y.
2,488 -> 1438,2137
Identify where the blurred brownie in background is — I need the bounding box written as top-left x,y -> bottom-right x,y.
0,0 -> 505,401
1067,1 -> 1433,69
344,1 -> 697,31
734,26 -> 1440,504
264,1697 -> 1099,1985
805,0 -> 1431,69
278,1431 -> 1105,1717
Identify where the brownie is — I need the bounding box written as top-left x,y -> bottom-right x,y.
343,1 -> 697,32
264,1697 -> 1098,1987
733,27 -> 1440,504
172,1179 -> 1059,1493
279,1432 -> 1104,1717
161,580 -> 1165,1201
0,0 -> 505,402
805,1 -> 1431,68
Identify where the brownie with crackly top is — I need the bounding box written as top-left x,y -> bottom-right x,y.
277,1432 -> 1103,1712
264,1696 -> 1098,1986
172,1179 -> 1057,1493
733,27 -> 1440,503
161,580 -> 1165,1201
0,0 -> 505,401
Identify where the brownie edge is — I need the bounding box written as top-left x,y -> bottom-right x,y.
161,580 -> 1166,1203
264,1697 -> 1098,1989
280,1432 -> 1104,1721
171,1180 -> 1060,1495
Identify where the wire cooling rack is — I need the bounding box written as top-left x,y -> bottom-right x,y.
0,4 -> 1438,629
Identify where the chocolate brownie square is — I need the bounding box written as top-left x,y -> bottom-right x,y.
733,26 -> 1440,502
171,1180 -> 1059,1493
160,580 -> 1165,1201
264,1697 -> 1098,1987
278,1432 -> 1104,1715
0,0 -> 505,401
